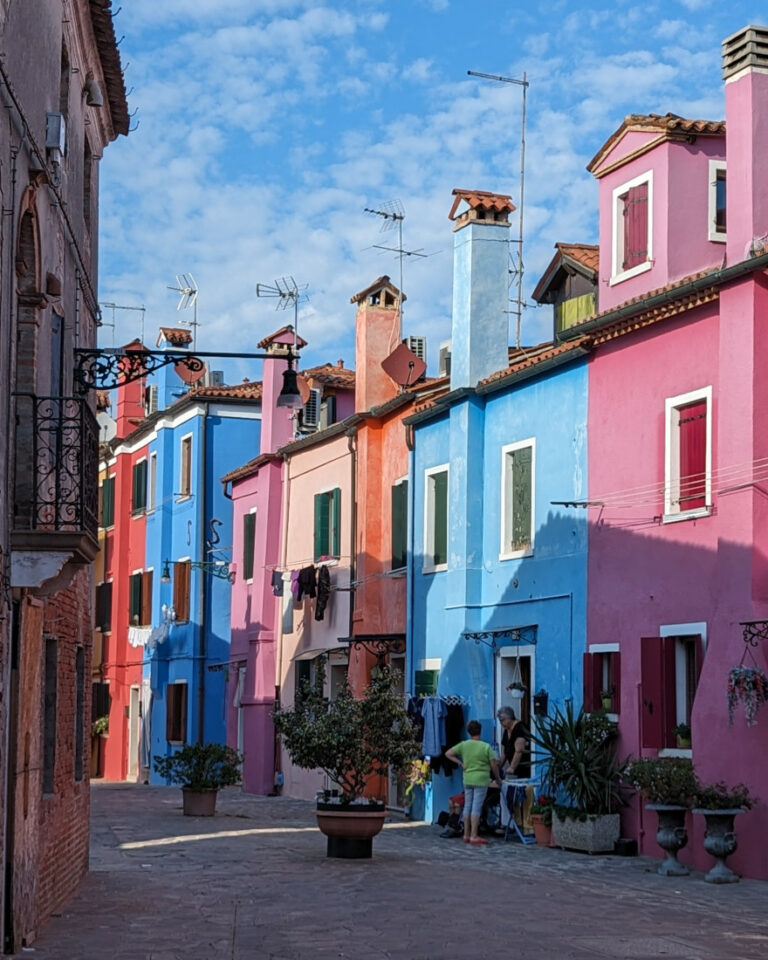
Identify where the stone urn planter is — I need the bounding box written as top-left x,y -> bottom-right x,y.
316,801 -> 387,859
552,812 -> 620,854
530,813 -> 552,847
692,808 -> 744,884
646,804 -> 689,876
182,786 -> 218,817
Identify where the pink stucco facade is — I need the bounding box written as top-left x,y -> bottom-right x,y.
586,48 -> 768,879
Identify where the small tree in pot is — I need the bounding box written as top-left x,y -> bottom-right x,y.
153,743 -> 243,816
272,659 -> 419,858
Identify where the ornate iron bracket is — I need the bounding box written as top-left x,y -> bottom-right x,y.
73,347 -> 299,391
342,634 -> 406,660
464,626 -> 537,650
740,620 -> 768,647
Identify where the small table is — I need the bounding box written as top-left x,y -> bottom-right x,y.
499,779 -> 537,844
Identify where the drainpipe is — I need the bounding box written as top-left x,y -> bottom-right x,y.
405,435 -> 416,698
346,427 -> 358,646
197,405 -> 208,744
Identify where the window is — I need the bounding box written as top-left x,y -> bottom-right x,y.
584,646 -> 621,714
295,660 -> 311,700
708,160 -> 727,242
74,647 -> 85,782
129,570 -> 153,626
43,638 -> 57,794
611,170 -> 653,284
391,478 -> 408,570
314,488 -> 341,561
148,452 -> 157,512
92,681 -> 111,722
641,633 -> 704,749
101,476 -> 115,527
166,682 -> 188,743
132,459 -> 147,513
173,561 -> 191,621
95,581 -> 112,632
243,510 -> 256,581
664,386 -> 712,520
501,440 -> 535,557
424,466 -> 448,571
179,434 -> 192,498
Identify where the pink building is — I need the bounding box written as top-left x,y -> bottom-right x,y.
560,25 -> 768,879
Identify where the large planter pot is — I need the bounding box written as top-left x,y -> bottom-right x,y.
552,812 -> 620,854
646,804 -> 690,876
315,801 -> 387,859
181,786 -> 218,816
531,813 -> 552,847
693,808 -> 744,884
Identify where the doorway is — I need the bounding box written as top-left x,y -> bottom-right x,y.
128,686 -> 140,781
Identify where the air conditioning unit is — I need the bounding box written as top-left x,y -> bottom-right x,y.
438,340 -> 452,378
45,112 -> 66,161
208,369 -> 224,387
302,388 -> 321,429
403,336 -> 426,361
144,384 -> 158,415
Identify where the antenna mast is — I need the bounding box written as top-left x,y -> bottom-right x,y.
364,200 -> 413,323
167,273 -> 199,349
99,301 -> 147,346
467,70 -> 529,348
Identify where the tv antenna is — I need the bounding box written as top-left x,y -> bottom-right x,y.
256,276 -> 308,355
467,70 -> 529,348
364,200 -> 417,322
99,301 -> 147,346
167,273 -> 199,348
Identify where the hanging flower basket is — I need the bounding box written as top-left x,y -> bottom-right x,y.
727,665 -> 768,726
506,681 -> 526,699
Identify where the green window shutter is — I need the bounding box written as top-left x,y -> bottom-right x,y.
101,477 -> 114,527
433,470 -> 447,566
511,446 -> 532,551
243,513 -> 256,580
129,573 -> 142,623
132,461 -> 147,512
331,488 -> 341,558
314,492 -> 329,561
391,481 -> 407,569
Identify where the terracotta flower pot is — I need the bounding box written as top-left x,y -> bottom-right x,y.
181,786 -> 218,816
315,801 -> 387,858
531,813 -> 552,847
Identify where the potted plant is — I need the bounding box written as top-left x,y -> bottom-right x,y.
727,665 -> 768,726
693,780 -> 754,884
672,722 -> 691,749
533,703 -> 622,853
153,742 -> 243,816
529,794 -> 554,846
624,757 -> 697,876
272,659 -> 419,858
600,686 -> 615,711
91,715 -> 109,738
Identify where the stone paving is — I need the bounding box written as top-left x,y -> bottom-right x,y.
14,782 -> 768,960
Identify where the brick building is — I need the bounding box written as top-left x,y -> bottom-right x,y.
0,1 -> 127,950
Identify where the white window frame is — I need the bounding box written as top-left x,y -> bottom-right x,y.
500,438 -> 535,560
708,160 -> 727,243
658,622 -> 707,758
664,385 -> 712,523
423,464 -> 448,573
147,451 -> 157,512
178,432 -> 193,499
610,169 -> 653,285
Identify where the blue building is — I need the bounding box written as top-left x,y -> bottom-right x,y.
141,329 -> 263,780
405,191 -> 589,820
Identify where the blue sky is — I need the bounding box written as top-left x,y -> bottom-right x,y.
98,0 -> 763,381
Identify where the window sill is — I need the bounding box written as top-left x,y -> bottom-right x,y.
499,547 -> 533,562
708,231 -> 726,244
422,563 -> 447,575
609,259 -> 652,286
388,566 -> 407,578
658,748 -> 692,759
662,507 -> 711,524
175,494 -> 193,503
131,509 -> 146,517
314,557 -> 339,567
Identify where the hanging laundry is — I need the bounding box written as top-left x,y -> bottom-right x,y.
314,565 -> 331,621
421,695 -> 447,757
290,570 -> 300,600
297,565 -> 317,600
407,696 -> 425,744
271,570 -> 284,596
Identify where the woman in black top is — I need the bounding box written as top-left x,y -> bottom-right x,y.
497,706 -> 530,779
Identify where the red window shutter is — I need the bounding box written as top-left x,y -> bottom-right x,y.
583,652 -> 602,712
622,183 -> 648,270
640,637 -> 665,748
678,401 -> 707,510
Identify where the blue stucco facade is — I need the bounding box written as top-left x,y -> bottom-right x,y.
407,356 -> 589,820
144,363 -> 261,782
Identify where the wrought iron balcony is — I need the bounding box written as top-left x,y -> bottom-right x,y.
12,393 -> 99,563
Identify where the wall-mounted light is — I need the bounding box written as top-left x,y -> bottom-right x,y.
84,74 -> 104,108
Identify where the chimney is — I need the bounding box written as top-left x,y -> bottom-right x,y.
114,340 -> 147,439
350,276 -> 403,412
448,189 -> 515,390
257,326 -> 307,453
723,26 -> 768,262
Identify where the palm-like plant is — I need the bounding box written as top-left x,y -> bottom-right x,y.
533,702 -> 622,817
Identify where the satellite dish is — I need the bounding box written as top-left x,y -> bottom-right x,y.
381,342 -> 427,387
97,411 -> 117,443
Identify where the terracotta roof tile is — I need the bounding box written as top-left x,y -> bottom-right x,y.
588,113 -> 724,174
479,341 -> 587,388
257,325 -> 308,349
556,243 -> 599,274
222,452 -> 281,485
532,243 -> 599,303
448,188 -> 516,221
157,327 -> 192,346
300,362 -> 355,389
350,275 -> 406,305
89,1 -> 129,137
189,380 -> 263,400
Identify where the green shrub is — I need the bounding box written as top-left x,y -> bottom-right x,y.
153,742 -> 242,790
624,757 -> 697,806
695,780 -> 754,810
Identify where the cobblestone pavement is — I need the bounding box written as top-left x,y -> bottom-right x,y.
14,783 -> 768,960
